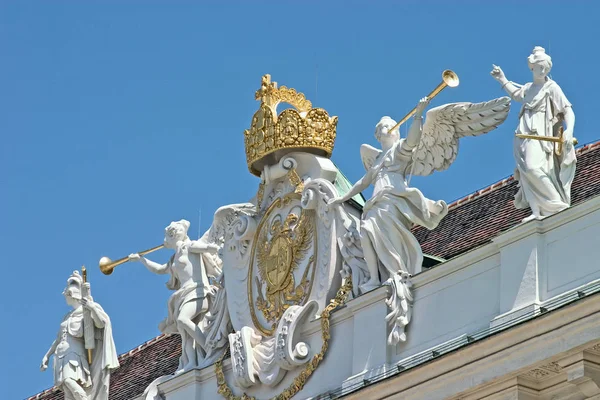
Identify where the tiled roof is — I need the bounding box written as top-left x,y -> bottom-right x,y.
413,141 -> 600,260
28,141 -> 600,400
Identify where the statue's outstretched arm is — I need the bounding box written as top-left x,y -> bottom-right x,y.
142,258 -> 169,274
404,117 -> 422,150
491,65 -> 522,101
129,253 -> 169,274
334,170 -> 375,204
399,97 -> 430,159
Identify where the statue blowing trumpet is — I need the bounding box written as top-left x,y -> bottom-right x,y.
389,69 -> 460,132
99,244 -> 164,275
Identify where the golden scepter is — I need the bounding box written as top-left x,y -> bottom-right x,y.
516,125 -> 578,156
81,266 -> 94,364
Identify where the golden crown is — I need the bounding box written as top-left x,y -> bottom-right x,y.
244,74 -> 338,176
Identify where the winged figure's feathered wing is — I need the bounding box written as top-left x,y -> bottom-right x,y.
411,97 -> 510,176
360,143 -> 381,171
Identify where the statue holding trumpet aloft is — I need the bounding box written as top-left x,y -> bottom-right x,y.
491,46 -> 576,222
127,219 -> 230,374
328,70 -> 511,345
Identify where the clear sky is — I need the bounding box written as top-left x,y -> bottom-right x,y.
2,1 -> 598,398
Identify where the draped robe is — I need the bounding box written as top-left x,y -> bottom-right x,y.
362,139 -> 448,277
53,303 -> 119,400
512,79 -> 576,216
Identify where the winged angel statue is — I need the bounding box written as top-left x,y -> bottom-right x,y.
329,95 -> 510,344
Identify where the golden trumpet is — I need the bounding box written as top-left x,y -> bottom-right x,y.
389,69 -> 460,132
99,244 -> 164,275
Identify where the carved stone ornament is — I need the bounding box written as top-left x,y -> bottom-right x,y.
221,165 -> 340,390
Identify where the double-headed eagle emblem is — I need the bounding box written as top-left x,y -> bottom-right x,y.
255,211 -> 314,327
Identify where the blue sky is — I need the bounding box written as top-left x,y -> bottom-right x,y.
2,1 -> 598,398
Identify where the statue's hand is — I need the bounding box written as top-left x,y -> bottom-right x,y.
490,64 -> 506,81
128,253 -> 142,262
414,97 -> 430,118
79,297 -> 93,310
40,355 -> 48,371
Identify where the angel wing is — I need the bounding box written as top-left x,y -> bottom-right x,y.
411,97 -> 510,176
360,143 -> 382,171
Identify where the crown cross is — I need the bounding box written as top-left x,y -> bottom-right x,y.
255,74 -> 278,104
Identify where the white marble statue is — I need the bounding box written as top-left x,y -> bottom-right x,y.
491,46 -> 576,222
329,95 -> 510,344
143,209 -> 256,399
129,219 -> 223,373
41,271 -> 119,400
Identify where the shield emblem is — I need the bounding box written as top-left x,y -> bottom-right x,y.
247,192 -> 317,336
